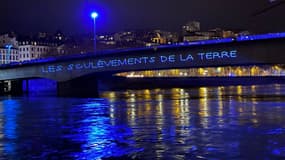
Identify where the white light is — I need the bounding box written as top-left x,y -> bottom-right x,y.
91,12 -> 98,19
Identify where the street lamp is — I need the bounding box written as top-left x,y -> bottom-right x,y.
91,11 -> 98,53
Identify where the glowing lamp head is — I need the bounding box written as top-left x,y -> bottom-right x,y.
91,12 -> 98,19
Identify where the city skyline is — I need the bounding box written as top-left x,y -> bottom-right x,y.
1,0 -> 285,34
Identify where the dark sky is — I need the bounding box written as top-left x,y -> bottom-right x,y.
1,0 -> 285,35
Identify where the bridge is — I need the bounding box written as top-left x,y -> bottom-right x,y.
1,33 -> 285,96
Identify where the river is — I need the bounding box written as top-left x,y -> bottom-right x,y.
0,84 -> 285,159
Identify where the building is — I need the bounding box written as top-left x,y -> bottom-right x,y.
182,21 -> 201,33
183,32 -> 210,42
222,30 -> 236,38
18,40 -> 58,62
150,30 -> 178,45
183,30 -> 224,42
0,34 -> 19,64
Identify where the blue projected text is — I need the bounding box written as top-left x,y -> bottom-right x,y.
41,50 -> 238,73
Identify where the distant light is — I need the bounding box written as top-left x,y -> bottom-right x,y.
5,44 -> 12,49
91,12 -> 98,19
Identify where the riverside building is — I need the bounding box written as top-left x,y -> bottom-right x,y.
0,34 -> 19,64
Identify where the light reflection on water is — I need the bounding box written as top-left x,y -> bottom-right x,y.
0,84 -> 284,159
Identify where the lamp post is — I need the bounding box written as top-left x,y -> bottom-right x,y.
91,12 -> 98,54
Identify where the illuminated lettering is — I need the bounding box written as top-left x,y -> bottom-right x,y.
198,50 -> 238,60
42,65 -> 63,73
97,60 -> 105,68
160,55 -> 175,63
41,66 -> 48,73
40,49 -> 238,73
118,59 -> 127,65
134,58 -> 142,64
149,57 -> 156,63
198,53 -> 205,60
91,62 -> 98,69
221,51 -> 230,58
205,52 -> 213,59
48,66 -> 56,72
56,65 -> 63,72
169,55 -> 175,62
67,64 -> 74,71
127,58 -> 135,65
83,62 -> 92,69
230,50 -> 237,58
75,64 -> 83,69
180,54 -> 194,61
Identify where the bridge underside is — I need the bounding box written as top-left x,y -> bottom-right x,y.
57,75 -> 99,97
97,76 -> 285,90
115,64 -> 285,78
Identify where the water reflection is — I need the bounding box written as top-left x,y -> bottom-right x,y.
0,99 -> 20,159
0,85 -> 284,159
102,85 -> 285,159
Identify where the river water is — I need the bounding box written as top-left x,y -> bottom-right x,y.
0,84 -> 285,159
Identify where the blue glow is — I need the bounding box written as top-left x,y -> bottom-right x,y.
68,100 -> 143,159
22,79 -> 57,94
5,45 -> 13,64
91,12 -> 98,19
5,44 -> 12,49
236,32 -> 285,41
2,99 -> 20,156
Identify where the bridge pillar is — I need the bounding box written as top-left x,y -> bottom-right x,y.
0,81 -> 4,95
10,80 -> 23,95
57,76 -> 99,97
0,80 -> 24,95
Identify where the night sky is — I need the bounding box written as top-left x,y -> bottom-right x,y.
1,0 -> 285,34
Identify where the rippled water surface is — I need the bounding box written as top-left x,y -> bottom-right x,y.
1,84 -> 285,159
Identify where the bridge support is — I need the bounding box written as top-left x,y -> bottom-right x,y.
57,76 -> 99,97
0,80 -> 23,95
0,81 -> 4,95
10,80 -> 23,95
